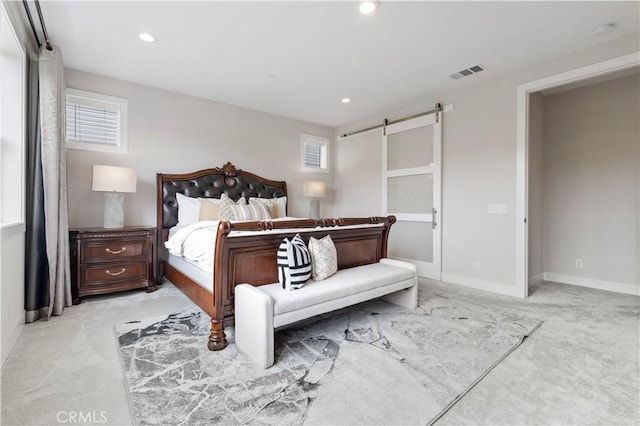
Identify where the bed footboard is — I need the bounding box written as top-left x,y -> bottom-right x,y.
208,216 -> 396,350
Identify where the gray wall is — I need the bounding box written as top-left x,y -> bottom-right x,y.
543,74 -> 639,287
335,34 -> 639,295
65,69 -> 334,228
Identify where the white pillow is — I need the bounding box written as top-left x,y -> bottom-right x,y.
308,235 -> 338,281
275,196 -> 287,218
176,193 -> 200,226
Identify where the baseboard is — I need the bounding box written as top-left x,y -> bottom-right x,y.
441,273 -> 525,298
543,272 -> 640,296
1,314 -> 24,367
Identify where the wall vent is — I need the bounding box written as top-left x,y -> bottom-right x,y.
450,64 -> 486,80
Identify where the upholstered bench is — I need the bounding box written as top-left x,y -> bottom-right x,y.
235,258 -> 418,368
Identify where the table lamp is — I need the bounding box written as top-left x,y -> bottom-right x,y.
303,181 -> 326,219
92,164 -> 137,228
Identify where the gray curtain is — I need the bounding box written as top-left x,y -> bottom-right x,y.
25,53 -> 49,323
26,44 -> 72,321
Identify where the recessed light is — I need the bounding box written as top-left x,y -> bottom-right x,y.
139,32 -> 155,43
359,1 -> 378,14
341,98 -> 351,104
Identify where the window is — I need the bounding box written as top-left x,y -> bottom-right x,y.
301,133 -> 329,172
1,4 -> 26,230
65,88 -> 128,154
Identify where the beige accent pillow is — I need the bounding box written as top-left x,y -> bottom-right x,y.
308,235 -> 338,281
198,198 -> 220,221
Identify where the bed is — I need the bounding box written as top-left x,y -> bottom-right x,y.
156,162 -> 395,351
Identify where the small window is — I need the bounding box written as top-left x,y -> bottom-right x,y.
301,134 -> 329,172
65,88 -> 128,154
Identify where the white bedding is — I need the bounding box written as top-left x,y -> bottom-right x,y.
165,218 -> 384,274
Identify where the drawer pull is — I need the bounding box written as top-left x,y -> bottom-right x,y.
105,268 -> 126,276
105,247 -> 127,255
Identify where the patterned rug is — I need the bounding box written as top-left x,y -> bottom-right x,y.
115,293 -> 542,425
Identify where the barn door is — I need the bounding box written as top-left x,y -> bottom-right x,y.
383,111 -> 442,279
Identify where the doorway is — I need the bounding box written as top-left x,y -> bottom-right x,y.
516,52 -> 640,297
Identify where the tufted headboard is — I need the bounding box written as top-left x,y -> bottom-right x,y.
156,162 -> 287,239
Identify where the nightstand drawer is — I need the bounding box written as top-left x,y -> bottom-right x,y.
82,241 -> 145,262
81,261 -> 147,285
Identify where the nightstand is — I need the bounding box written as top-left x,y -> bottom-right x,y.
69,226 -> 157,304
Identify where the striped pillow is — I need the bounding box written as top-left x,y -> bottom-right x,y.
232,203 -> 272,221
249,196 -> 287,218
277,234 -> 311,290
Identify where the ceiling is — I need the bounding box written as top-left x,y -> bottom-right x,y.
38,1 -> 639,128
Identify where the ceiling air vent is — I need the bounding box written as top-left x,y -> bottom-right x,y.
450,64 -> 486,80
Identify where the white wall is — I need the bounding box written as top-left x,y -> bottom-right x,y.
543,74 -> 639,290
0,0 -> 38,366
335,34 -> 639,296
65,68 -> 334,228
1,228 -> 25,364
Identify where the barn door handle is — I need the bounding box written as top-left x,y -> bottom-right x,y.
432,208 -> 437,229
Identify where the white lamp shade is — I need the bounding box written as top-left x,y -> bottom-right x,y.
92,165 -> 137,193
303,181 -> 326,198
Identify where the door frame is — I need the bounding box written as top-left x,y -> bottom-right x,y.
515,51 -> 640,298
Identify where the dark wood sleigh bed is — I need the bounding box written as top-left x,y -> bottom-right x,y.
156,162 -> 395,351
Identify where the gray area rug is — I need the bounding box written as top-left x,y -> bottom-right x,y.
115,293 -> 542,425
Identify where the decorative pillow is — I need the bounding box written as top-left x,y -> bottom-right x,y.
308,235 -> 338,281
275,196 -> 287,218
250,196 -> 287,218
176,193 -> 201,226
198,198 -> 220,221
277,234 -> 311,290
233,203 -> 272,221
219,193 -> 247,220
249,198 -> 277,217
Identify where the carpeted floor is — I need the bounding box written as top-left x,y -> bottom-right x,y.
115,295 -> 542,425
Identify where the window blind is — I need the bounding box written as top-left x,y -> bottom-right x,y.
303,143 -> 322,168
66,98 -> 120,146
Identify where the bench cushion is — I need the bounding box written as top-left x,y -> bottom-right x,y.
258,262 -> 414,316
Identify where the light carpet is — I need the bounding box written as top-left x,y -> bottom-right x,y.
115,294 -> 542,425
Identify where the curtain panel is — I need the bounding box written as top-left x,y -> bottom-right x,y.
25,54 -> 49,323
26,44 -> 72,322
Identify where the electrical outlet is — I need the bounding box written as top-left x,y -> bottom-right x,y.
575,258 -> 583,269
473,261 -> 481,272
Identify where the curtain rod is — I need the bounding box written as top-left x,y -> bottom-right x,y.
338,103 -> 443,139
22,0 -> 53,52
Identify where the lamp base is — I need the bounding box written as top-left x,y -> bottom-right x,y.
103,192 -> 125,228
309,198 -> 320,219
